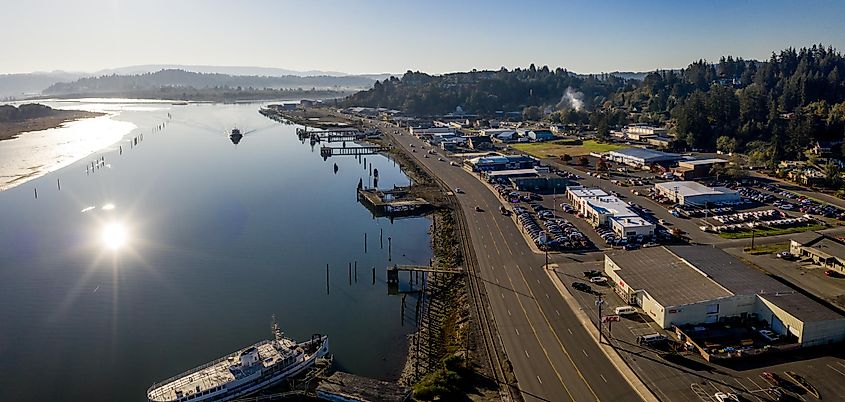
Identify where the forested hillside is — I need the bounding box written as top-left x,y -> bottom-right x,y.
343,66 -> 630,116
346,45 -> 845,162
43,69 -> 377,94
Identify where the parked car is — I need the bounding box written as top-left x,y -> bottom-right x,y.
571,282 -> 591,292
776,251 -> 796,260
759,329 -> 780,342
614,306 -> 637,316
589,276 -> 607,285
583,270 -> 602,278
454,188 -> 464,194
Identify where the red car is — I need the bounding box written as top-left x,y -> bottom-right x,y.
761,371 -> 782,387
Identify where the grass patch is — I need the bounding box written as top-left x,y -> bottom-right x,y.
719,223 -> 828,239
512,139 -> 627,158
743,243 -> 788,255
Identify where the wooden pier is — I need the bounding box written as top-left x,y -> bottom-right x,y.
320,145 -> 387,158
357,187 -> 431,217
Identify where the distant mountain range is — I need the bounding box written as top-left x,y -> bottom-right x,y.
0,64 -> 396,98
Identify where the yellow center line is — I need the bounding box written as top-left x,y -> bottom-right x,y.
479,218 -> 576,402
490,206 -> 602,402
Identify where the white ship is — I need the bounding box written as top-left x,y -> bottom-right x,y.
147,319 -> 329,402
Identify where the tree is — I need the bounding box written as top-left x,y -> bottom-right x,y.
523,106 -> 542,121
597,159 -> 608,171
716,136 -> 738,154
824,160 -> 842,188
578,156 -> 589,166
561,154 -> 573,164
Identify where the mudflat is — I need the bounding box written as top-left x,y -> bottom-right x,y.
0,110 -> 104,141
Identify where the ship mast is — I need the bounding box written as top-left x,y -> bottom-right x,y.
271,314 -> 284,342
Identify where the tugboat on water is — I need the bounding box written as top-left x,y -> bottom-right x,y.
229,128 -> 243,145
147,317 -> 328,402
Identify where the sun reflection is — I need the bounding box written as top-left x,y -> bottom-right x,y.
102,222 -> 128,250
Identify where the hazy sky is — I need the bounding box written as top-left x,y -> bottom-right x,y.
3,0 -> 844,75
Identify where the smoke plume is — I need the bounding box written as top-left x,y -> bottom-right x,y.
556,87 -> 584,111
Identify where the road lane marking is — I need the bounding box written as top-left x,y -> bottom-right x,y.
582,349 -> 588,357
568,328 -> 573,335
600,374 -> 607,383
507,309 -> 511,316
515,328 -> 519,335
525,350 -> 530,358
537,376 -> 543,384
545,292 -> 550,299
556,309 -> 560,316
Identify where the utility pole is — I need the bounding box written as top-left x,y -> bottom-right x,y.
596,294 -> 605,344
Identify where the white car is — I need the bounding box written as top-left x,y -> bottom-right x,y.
454,188 -> 464,194
589,276 -> 607,284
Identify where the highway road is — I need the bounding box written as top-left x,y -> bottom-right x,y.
365,121 -> 642,401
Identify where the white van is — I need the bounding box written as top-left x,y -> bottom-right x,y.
614,306 -> 637,315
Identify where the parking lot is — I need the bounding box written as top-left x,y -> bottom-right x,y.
551,259 -> 845,402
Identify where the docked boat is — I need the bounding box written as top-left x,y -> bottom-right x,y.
229,128 -> 243,145
147,319 -> 328,402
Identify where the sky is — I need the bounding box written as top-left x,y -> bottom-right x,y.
2,0 -> 845,75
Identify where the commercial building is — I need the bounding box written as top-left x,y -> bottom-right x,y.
566,186 -> 655,239
604,246 -> 845,346
654,181 -> 740,206
527,129 -> 555,142
483,129 -> 519,143
409,126 -> 455,140
605,148 -> 682,168
467,135 -> 493,150
673,158 -> 728,180
790,232 -> 845,274
624,125 -> 668,137
466,155 -> 537,172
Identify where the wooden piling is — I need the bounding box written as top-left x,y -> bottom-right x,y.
57,179 -> 60,191
348,262 -> 352,285
388,237 -> 392,261
354,261 -> 357,283
34,188 -> 37,199
372,266 -> 376,285
380,228 -> 383,249
364,232 -> 367,253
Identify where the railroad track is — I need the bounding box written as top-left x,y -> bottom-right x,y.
375,120 -> 519,402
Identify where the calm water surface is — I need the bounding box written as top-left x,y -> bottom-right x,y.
0,101 -> 431,402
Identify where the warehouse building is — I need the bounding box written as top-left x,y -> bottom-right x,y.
604,246 -> 845,347
567,186 -> 655,239
673,158 -> 729,179
465,155 -> 537,172
605,148 -> 682,168
790,232 -> 845,274
654,181 -> 740,206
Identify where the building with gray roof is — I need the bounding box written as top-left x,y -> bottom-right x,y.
604,245 -> 845,346
605,147 -> 682,167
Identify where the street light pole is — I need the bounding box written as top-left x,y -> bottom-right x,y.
596,294 -> 604,344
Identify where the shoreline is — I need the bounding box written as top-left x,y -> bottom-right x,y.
0,110 -> 105,142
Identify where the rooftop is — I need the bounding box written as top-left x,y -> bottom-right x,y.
654,181 -> 737,197
607,247 -> 732,307
568,186 -> 609,199
679,158 -> 728,166
607,147 -> 681,162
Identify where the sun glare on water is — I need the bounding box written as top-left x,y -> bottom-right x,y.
102,222 -> 128,250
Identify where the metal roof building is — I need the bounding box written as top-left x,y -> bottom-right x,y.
654,181 -> 741,206
605,245 -> 845,346
605,148 -> 682,167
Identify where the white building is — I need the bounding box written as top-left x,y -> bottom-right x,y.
566,186 -> 655,239
654,181 -> 740,206
409,127 -> 455,139
605,148 -> 682,168
604,246 -> 845,347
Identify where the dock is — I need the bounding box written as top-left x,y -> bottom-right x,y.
316,371 -> 410,402
320,145 -> 388,158
356,187 -> 431,217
